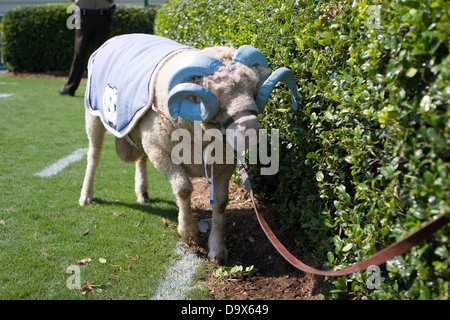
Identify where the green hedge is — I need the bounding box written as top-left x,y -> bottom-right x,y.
0,3 -> 159,72
156,0 -> 450,299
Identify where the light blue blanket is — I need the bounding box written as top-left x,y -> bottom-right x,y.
85,34 -> 190,137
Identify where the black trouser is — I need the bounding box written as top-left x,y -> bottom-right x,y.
63,14 -> 110,95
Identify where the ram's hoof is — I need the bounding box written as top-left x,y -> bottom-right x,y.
137,192 -> 150,204
79,197 -> 92,206
208,248 -> 228,265
178,224 -> 199,243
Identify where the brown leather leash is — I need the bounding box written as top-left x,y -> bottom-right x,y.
238,167 -> 450,277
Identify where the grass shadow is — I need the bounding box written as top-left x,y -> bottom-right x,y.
93,197 -> 178,221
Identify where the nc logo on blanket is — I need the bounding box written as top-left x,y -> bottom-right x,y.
103,84 -> 118,128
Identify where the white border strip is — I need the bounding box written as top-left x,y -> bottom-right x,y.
35,148 -> 88,178
151,242 -> 202,300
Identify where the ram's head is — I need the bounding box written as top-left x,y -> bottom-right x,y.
167,45 -> 298,149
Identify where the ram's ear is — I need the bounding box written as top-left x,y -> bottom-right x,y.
253,64 -> 271,88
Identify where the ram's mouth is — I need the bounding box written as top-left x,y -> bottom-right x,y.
224,127 -> 259,151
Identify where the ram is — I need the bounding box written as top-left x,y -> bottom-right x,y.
79,34 -> 298,264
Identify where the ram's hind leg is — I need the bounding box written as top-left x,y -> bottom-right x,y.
115,137 -> 149,204
135,154 -> 150,204
79,112 -> 106,206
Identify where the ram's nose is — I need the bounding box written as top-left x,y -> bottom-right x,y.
237,119 -> 261,135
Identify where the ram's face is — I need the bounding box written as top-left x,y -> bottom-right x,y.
201,62 -> 270,150
166,45 -> 298,151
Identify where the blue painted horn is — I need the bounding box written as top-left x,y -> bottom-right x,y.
232,45 -> 298,113
232,45 -> 269,69
168,55 -> 224,122
255,67 -> 298,112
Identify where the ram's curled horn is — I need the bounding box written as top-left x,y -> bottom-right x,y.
167,54 -> 224,122
168,83 -> 220,122
232,46 -> 298,113
232,45 -> 269,68
255,67 -> 299,113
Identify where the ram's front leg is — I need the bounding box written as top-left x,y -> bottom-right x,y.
172,172 -> 198,243
207,171 -> 231,264
144,145 -> 198,243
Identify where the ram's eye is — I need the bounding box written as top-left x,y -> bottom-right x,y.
253,86 -> 259,99
189,95 -> 201,104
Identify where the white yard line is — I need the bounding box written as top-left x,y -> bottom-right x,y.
34,148 -> 88,178
0,82 -> 18,85
151,242 -> 202,300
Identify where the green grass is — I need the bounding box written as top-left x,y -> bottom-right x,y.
0,77 -> 204,299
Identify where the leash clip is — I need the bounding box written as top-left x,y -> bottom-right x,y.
204,144 -> 215,205
238,162 -> 249,172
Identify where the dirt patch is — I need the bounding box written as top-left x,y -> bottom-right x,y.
189,177 -> 329,300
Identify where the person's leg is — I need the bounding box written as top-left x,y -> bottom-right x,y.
91,15 -> 111,52
59,16 -> 93,96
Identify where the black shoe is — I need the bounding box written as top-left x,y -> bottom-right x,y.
58,87 -> 74,96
